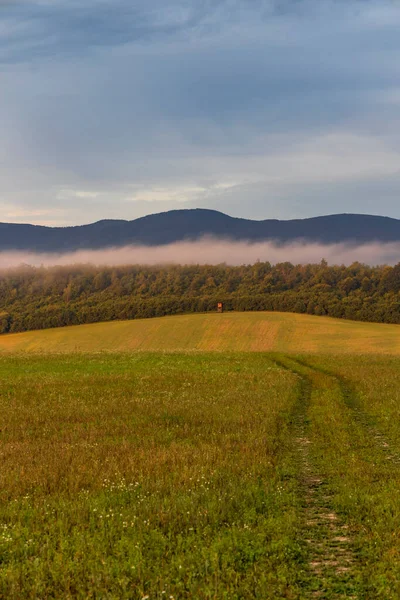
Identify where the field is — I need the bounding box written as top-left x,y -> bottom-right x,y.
1,313 -> 400,598
1,311 -> 400,354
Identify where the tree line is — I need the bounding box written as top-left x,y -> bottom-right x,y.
0,260 -> 399,333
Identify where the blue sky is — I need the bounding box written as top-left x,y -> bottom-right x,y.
1,0 -> 400,225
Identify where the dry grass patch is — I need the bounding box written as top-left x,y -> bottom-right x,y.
1,312 -> 400,354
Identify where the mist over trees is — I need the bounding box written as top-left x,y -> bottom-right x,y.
0,260 -> 399,334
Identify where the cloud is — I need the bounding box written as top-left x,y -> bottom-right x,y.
1,1 -> 400,224
0,238 -> 400,269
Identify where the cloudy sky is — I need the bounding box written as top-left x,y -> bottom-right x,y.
1,0 -> 400,226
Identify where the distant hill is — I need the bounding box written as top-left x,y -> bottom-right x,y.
1,209 -> 400,252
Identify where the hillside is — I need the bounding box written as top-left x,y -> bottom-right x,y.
1,209 -> 400,252
1,311 -> 399,354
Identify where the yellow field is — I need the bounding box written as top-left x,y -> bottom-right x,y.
0,311 -> 399,354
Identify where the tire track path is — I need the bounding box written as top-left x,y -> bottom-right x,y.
274,356 -> 359,598
292,356 -> 400,466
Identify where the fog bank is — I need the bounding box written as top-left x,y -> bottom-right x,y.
0,238 -> 399,269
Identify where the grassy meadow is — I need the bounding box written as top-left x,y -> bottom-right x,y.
1,353 -> 303,599
1,313 -> 400,598
1,311 -> 400,354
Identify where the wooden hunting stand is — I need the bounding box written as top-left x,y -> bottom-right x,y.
217,302 -> 223,313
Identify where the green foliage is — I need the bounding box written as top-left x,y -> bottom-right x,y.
0,311 -> 10,334
0,260 -> 400,333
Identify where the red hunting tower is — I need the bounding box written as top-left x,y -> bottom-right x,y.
217,302 -> 223,313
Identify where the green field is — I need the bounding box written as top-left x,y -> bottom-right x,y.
1,313 -> 400,598
1,311 -> 400,354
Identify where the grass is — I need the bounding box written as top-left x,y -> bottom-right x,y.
0,353 -> 305,599
2,351 -> 400,597
277,355 -> 400,598
0,311 -> 400,354
2,314 -> 400,597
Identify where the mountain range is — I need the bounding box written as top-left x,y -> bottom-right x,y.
1,209 -> 400,253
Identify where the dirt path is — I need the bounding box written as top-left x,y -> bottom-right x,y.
275,357 -> 359,598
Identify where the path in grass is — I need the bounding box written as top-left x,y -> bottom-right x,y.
295,357 -> 400,467
285,356 -> 400,597
276,357 -> 359,598
332,371 -> 400,466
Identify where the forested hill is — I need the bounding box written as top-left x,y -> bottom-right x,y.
1,210 -> 400,252
0,261 -> 400,334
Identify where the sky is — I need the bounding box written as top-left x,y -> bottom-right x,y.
1,0 -> 400,226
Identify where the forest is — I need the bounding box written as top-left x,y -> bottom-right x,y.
0,260 -> 400,333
